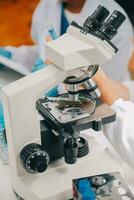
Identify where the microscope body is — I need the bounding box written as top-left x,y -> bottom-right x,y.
45,23 -> 117,72
2,6 -> 126,200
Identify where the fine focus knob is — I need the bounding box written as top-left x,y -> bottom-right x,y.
64,138 -> 78,164
20,143 -> 49,174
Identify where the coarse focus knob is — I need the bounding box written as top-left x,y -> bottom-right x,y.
20,143 -> 49,174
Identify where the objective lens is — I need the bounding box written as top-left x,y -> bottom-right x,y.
81,5 -> 110,33
96,10 -> 126,40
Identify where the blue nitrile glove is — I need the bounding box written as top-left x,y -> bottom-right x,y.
0,48 -> 12,68
0,48 -> 12,59
0,102 -> 5,133
46,86 -> 59,97
32,58 -> 47,72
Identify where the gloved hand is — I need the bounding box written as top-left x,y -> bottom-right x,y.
0,102 -> 5,132
46,86 -> 59,97
0,48 -> 12,68
0,48 -> 12,59
32,33 -> 55,73
32,58 -> 47,72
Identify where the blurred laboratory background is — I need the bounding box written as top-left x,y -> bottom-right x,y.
0,0 -> 39,46
0,0 -> 133,75
0,0 -> 133,45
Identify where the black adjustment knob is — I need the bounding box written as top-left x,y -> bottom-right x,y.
77,137 -> 89,158
20,143 -> 49,174
64,138 -> 78,164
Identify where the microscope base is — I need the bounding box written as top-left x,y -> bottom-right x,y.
10,133 -> 122,200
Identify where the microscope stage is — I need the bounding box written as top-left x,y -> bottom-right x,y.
36,97 -> 116,132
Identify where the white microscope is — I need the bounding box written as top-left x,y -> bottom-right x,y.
2,6 -> 126,200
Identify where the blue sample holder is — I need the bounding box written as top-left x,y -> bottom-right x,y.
78,179 -> 96,200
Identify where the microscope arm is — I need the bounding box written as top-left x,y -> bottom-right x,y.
2,64 -> 67,175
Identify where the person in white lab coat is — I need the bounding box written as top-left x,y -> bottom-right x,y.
3,0 -> 133,80
93,68 -> 134,169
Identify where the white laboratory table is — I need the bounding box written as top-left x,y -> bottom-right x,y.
0,68 -> 134,200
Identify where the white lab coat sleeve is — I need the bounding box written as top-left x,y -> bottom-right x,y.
4,45 -> 39,69
103,98 -> 134,169
31,0 -> 50,59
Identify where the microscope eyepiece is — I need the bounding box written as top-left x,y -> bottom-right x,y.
81,5 -> 126,40
96,10 -> 126,40
91,5 -> 110,25
106,10 -> 126,30
81,5 -> 110,34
